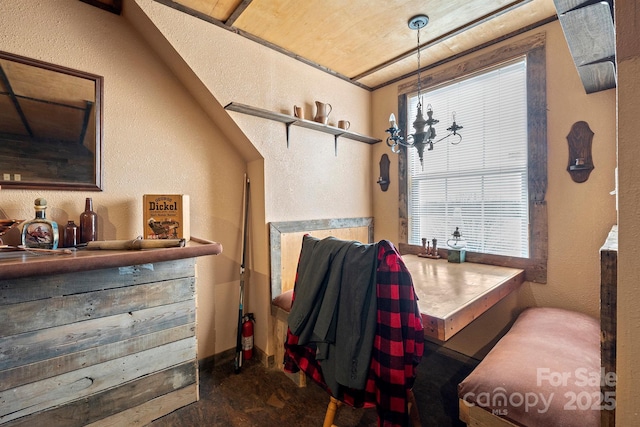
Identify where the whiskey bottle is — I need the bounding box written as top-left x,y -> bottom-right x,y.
79,197 -> 98,243
21,198 -> 59,249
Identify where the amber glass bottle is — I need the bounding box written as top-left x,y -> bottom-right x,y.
79,198 -> 98,243
63,220 -> 79,247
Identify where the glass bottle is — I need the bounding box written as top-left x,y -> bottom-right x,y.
79,197 -> 98,243
21,198 -> 59,249
63,220 -> 79,248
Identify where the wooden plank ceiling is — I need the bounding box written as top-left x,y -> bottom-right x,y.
154,0 -> 558,89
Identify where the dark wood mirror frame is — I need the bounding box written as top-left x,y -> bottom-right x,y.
0,51 -> 103,191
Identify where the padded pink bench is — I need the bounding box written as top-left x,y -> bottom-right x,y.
271,290 -> 307,386
458,307 -> 603,427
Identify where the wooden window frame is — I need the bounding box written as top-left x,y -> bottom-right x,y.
398,33 -> 548,283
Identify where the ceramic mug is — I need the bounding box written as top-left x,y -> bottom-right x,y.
293,105 -> 304,119
338,120 -> 351,130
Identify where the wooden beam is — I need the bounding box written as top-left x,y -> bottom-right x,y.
79,0 -> 122,15
152,0 -> 556,91
152,0 -> 371,89
353,0 -> 532,82
225,0 -> 253,27
0,65 -> 33,137
371,16 -> 556,91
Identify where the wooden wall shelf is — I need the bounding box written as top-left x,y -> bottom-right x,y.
224,102 -> 381,155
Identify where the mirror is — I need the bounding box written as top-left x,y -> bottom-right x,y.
0,51 -> 103,190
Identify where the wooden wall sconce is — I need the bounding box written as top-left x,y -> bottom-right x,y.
566,121 -> 595,183
377,154 -> 390,191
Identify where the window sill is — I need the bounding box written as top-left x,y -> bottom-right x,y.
398,242 -> 546,284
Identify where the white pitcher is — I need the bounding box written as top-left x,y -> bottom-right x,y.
313,101 -> 332,124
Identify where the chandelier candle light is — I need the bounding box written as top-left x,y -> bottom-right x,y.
385,14 -> 463,169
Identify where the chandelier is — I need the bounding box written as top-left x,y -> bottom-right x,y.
385,15 -> 463,169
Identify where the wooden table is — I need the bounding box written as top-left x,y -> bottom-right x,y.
402,255 -> 525,342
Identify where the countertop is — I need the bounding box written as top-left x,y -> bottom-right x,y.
0,237 -> 222,280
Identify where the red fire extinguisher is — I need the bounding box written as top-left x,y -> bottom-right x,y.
241,313 -> 255,360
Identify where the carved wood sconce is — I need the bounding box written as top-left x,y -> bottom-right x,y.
377,154 -> 390,191
566,121 -> 595,183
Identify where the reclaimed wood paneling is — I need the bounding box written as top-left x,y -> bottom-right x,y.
459,400 -> 519,426
79,0 -> 122,15
554,0 -> 616,93
3,363 -> 196,427
0,258 -> 199,426
269,217 -> 373,297
0,258 -> 195,305
0,300 -> 196,372
278,227 -> 371,295
1,277 -> 194,336
600,225 -> 617,427
85,385 -> 198,427
1,324 -> 195,392
2,337 -> 196,423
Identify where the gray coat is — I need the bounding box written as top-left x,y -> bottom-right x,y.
287,235 -> 378,393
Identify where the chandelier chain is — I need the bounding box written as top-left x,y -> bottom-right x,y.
416,27 -> 422,105
384,13 -> 463,170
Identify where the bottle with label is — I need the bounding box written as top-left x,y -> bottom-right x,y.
21,198 -> 59,249
79,197 -> 98,243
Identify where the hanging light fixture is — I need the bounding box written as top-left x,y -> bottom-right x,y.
385,14 -> 463,169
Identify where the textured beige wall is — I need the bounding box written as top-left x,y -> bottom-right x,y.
372,21 -> 617,357
0,0 -> 375,359
0,0 -> 247,360
134,0 -> 373,219
132,0 -> 375,357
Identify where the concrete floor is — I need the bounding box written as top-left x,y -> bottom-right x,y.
149,342 -> 477,426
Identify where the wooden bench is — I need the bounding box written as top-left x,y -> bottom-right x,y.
269,218 -> 373,386
271,289 -> 306,387
458,307 -> 603,427
458,225 -> 617,427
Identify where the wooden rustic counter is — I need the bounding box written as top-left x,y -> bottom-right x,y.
0,238 -> 222,280
0,239 -> 222,426
402,255 -> 525,342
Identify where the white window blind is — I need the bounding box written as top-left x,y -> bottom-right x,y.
407,59 -> 529,258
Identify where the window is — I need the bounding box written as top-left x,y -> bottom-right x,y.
407,59 -> 529,258
398,33 -> 548,283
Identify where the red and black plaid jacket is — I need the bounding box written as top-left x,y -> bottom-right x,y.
284,239 -> 424,427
